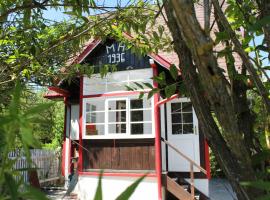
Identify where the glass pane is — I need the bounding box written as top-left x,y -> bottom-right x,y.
108,100 -> 126,110
86,112 -> 104,123
183,124 -> 193,134
108,111 -> 126,123
143,123 -> 152,134
108,123 -> 126,134
106,82 -> 126,92
128,69 -> 153,81
85,124 -> 105,136
84,77 -> 106,95
131,123 -> 143,135
131,110 -> 143,121
182,102 -> 192,112
107,71 -> 128,82
182,113 -> 193,123
172,113 -> 182,123
171,103 -> 181,113
172,124 -> 182,135
86,101 -> 105,112
131,99 -> 143,109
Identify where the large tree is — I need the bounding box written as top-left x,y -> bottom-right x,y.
0,1 -> 269,199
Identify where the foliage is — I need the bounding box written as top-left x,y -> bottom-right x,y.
0,82 -> 51,199
1,0 -> 270,199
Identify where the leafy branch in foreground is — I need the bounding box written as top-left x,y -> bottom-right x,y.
0,82 -> 52,200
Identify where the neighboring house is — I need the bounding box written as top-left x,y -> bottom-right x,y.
44,6 -> 217,200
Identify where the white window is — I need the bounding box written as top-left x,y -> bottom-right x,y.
83,95 -> 154,139
170,101 -> 195,134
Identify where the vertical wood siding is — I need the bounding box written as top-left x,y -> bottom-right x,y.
83,139 -> 155,170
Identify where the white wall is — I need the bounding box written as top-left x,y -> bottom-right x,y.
76,175 -> 158,200
185,178 -> 209,197
70,104 -> 80,140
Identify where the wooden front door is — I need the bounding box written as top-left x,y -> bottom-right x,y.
166,98 -> 200,172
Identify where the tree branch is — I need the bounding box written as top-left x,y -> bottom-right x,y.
212,0 -> 270,113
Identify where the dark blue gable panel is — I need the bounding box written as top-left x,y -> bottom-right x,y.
82,39 -> 150,72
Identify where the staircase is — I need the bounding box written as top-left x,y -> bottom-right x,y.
161,138 -> 209,200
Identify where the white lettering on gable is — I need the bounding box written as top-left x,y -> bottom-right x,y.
106,43 -> 126,64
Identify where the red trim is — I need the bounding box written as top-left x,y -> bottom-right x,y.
82,91 -> 149,98
61,102 -> 68,176
73,39 -> 101,64
204,140 -> 211,179
156,94 -> 179,107
44,93 -> 64,99
48,86 -> 70,97
78,171 -> 157,178
152,63 -> 162,200
149,53 -> 172,69
78,76 -> 84,172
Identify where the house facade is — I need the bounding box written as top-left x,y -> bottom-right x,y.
45,37 -> 211,200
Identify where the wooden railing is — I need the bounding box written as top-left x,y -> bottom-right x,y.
161,138 -> 207,199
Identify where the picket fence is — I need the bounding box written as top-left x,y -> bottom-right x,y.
8,149 -> 61,185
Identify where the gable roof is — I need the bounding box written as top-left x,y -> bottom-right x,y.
70,33 -> 173,70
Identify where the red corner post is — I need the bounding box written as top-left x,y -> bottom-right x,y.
78,76 -> 84,172
151,60 -> 162,200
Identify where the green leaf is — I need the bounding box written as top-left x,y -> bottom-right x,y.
134,82 -> 144,90
138,92 -> 144,99
152,72 -> 166,86
249,16 -> 270,32
125,85 -> 134,91
251,150 -> 270,165
23,103 -> 53,117
21,185 -> 49,200
115,175 -> 147,200
143,82 -> 153,89
94,172 -> 103,200
241,180 -> 270,191
147,88 -> 159,99
165,84 -> 176,98
169,64 -> 178,80
4,173 -> 18,200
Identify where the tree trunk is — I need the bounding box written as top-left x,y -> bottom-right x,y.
164,1 -> 260,199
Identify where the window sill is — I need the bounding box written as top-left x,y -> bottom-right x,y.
82,134 -> 155,139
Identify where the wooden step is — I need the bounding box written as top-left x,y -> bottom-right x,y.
166,176 -> 193,200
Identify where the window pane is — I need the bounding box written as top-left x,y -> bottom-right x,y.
108,111 -> 126,123
86,124 -> 105,136
182,102 -> 192,112
182,113 -> 193,123
172,113 -> 182,123
108,100 -> 126,110
131,99 -> 143,109
131,110 -> 143,121
131,123 -> 143,134
86,101 -> 105,112
172,124 -> 182,135
106,82 -> 126,92
183,124 -> 193,134
143,123 -> 152,134
108,123 -> 126,134
86,112 -> 104,123
171,103 -> 181,113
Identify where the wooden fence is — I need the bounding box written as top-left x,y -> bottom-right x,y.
8,149 -> 61,185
